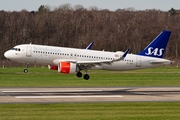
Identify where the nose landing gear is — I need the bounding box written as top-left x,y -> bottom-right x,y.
24,63 -> 29,73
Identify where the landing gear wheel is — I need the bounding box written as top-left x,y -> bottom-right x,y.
24,69 -> 28,73
76,72 -> 82,78
24,63 -> 29,73
83,74 -> 90,80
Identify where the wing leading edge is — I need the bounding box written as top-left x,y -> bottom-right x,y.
53,48 -> 130,66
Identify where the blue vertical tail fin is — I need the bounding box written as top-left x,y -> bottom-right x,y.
137,30 -> 171,58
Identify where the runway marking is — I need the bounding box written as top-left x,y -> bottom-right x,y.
15,95 -> 123,99
3,90 -> 103,93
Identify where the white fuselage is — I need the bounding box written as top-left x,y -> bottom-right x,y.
4,44 -> 171,71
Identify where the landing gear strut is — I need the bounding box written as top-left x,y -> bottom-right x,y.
24,63 -> 29,73
76,66 -> 90,80
83,69 -> 90,80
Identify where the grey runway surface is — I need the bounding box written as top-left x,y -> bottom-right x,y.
0,87 -> 180,103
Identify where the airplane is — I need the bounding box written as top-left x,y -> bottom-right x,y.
4,30 -> 172,80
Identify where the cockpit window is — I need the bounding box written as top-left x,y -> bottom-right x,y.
11,48 -> 16,50
11,48 -> 21,51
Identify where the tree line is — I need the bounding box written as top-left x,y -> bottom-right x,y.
0,4 -> 180,59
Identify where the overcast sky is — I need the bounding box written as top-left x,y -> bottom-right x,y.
0,0 -> 179,11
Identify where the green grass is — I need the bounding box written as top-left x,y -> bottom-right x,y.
0,102 -> 180,120
0,66 -> 180,120
0,66 -> 180,87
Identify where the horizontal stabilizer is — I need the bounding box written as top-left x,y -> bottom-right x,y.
149,59 -> 171,65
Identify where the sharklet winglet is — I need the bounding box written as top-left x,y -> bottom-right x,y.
113,48 -> 130,62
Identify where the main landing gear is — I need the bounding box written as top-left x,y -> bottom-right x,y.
24,63 -> 29,73
76,71 -> 90,80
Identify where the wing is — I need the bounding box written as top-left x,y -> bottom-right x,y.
53,48 -> 130,68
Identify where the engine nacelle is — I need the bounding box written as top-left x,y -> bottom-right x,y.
48,65 -> 58,70
58,62 -> 77,74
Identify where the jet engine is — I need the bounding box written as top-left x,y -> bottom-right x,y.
58,62 -> 77,74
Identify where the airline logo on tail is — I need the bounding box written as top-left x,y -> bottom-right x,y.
145,47 -> 164,57
138,30 -> 171,58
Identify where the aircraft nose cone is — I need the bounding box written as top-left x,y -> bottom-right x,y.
4,51 -> 11,59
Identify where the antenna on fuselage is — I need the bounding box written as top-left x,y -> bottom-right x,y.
30,42 -> 32,45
